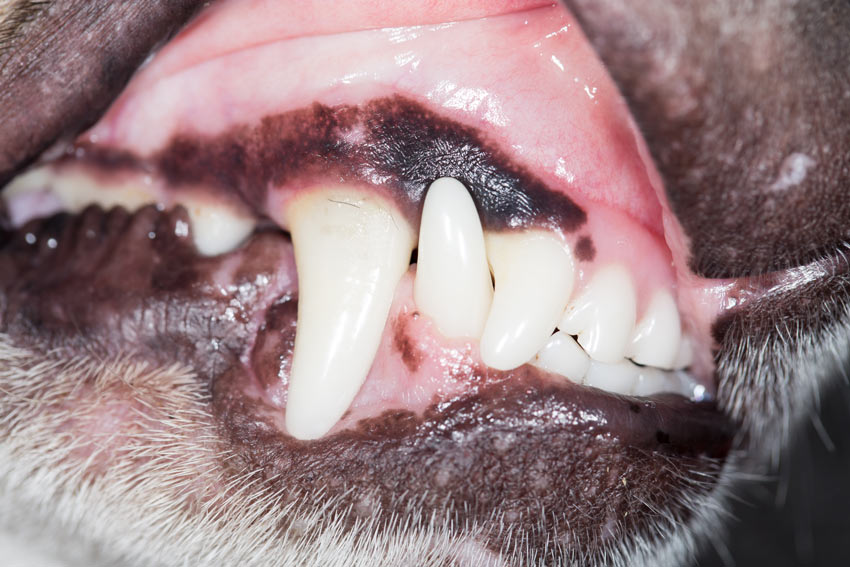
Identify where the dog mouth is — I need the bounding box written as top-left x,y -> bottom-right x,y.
0,1 -> 767,563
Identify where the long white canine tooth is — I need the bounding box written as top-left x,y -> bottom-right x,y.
559,264 -> 636,364
414,177 -> 493,338
480,231 -> 574,371
626,289 -> 682,369
285,189 -> 415,440
532,331 -> 589,384
180,198 -> 256,256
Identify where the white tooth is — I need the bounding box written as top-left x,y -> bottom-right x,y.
3,167 -> 155,224
631,366 -> 674,397
627,290 -> 682,369
413,177 -> 492,338
284,189 -> 415,440
672,336 -> 694,369
180,199 -> 256,256
479,231 -> 574,371
584,360 -> 639,396
532,331 -> 590,384
559,264 -> 636,364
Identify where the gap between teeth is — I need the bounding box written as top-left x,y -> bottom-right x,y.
3,170 -> 701,441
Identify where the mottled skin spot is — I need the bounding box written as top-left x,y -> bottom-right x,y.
575,235 -> 596,261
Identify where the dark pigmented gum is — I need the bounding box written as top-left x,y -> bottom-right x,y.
66,95 -> 587,233
392,313 -> 423,373
575,234 -> 596,261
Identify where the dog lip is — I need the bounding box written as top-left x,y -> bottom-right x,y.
213,360 -> 734,555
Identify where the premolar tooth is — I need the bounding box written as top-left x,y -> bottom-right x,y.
180,198 -> 256,256
532,331 -> 589,384
413,177 -> 492,338
3,167 -> 155,224
480,231 -> 574,371
626,290 -> 681,369
285,189 -> 415,440
559,264 -> 636,364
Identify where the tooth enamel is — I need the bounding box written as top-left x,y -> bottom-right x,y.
284,189 -> 415,440
180,198 -> 256,256
532,331 -> 589,384
4,167 -> 257,257
626,289 -> 681,369
584,360 -> 639,396
559,264 -> 637,364
479,231 -> 574,371
413,177 -> 493,338
631,366 -> 672,397
673,336 -> 694,369
3,167 -> 155,224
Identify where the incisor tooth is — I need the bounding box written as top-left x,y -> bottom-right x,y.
532,331 -> 589,383
285,189 -> 415,440
559,264 -> 636,364
584,360 -> 638,395
480,231 -> 574,371
414,177 -> 492,338
181,198 -> 256,256
626,289 -> 681,369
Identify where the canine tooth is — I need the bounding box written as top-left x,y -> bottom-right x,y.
627,290 -> 681,369
480,231 -> 574,371
285,189 -> 415,440
584,360 -> 639,396
559,264 -> 636,364
414,177 -> 492,338
532,331 -> 589,383
180,199 -> 256,256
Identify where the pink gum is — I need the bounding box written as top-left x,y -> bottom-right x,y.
75,1 -> 732,376
89,3 -> 663,233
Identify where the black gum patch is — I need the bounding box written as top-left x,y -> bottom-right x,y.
67,95 -> 587,234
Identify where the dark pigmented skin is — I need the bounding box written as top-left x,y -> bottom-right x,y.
0,0 -> 206,186
0,206 -> 294,380
214,366 -> 732,562
559,0 -> 850,278
66,95 -> 588,233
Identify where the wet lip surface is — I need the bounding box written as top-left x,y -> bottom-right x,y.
0,0 -> 738,561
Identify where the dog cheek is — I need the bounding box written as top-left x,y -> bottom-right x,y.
0,0 -> 206,186
559,0 -> 850,278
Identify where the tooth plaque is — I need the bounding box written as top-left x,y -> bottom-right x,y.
284,188 -> 415,441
